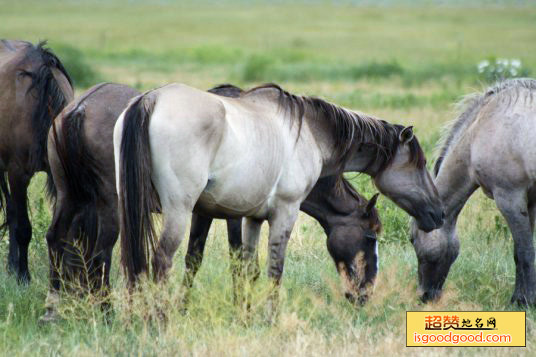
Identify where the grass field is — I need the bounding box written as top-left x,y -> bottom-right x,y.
1,0 -> 536,355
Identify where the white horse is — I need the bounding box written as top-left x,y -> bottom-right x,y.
114,83 -> 443,312
411,78 -> 536,305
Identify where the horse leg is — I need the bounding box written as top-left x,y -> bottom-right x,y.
529,201 -> 536,233
7,170 -> 32,283
152,202 -> 193,283
226,218 -> 258,304
494,189 -> 536,305
40,198 -> 77,323
5,192 -> 18,275
181,213 -> 213,306
238,217 -> 262,309
265,204 -> 300,321
92,202 -> 119,316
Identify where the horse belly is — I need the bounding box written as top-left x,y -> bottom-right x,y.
196,175 -> 277,218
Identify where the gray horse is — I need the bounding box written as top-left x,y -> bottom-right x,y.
412,78 -> 536,305
114,83 -> 443,317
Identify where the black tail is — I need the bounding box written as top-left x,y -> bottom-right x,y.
20,41 -> 73,173
50,103 -> 101,259
118,93 -> 159,285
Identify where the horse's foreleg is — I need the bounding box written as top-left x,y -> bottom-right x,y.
181,214 -> 213,305
495,189 -> 536,305
265,204 -> 300,321
7,170 -> 31,283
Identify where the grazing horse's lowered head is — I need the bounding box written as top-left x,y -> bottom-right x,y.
322,188 -> 382,304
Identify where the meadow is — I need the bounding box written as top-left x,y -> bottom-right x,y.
1,0 -> 536,355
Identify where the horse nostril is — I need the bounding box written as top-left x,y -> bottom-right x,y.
441,211 -> 446,220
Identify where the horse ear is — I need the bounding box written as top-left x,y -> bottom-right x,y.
366,193 -> 380,214
399,126 -> 414,144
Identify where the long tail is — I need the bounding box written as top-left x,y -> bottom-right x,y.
117,92 -> 159,285
51,100 -> 102,261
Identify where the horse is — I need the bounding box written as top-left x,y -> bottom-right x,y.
411,78 -> 536,305
43,83 -> 139,322
182,85 -> 383,307
0,40 -> 73,283
114,82 -> 443,315
42,82 -> 382,321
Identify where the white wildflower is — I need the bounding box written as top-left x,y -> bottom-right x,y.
477,60 -> 489,73
511,59 -> 521,68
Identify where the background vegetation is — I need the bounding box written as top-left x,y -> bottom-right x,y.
1,0 -> 535,355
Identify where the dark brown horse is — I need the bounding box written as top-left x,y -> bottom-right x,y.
43,83 -> 139,321
0,40 -> 73,283
42,83 -> 381,321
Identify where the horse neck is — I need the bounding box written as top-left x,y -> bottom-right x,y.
342,120 -> 394,177
300,177 -> 358,234
305,109 -> 371,177
435,136 -> 476,231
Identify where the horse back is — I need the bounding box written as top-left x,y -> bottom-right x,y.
49,83 -> 139,201
470,87 -> 536,188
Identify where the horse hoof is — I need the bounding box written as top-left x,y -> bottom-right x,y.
510,294 -> 536,307
17,272 -> 31,285
38,309 -> 60,325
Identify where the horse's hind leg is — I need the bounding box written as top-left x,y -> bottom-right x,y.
152,206 -> 191,282
40,198 -> 77,323
181,213 -> 213,305
91,202 -> 119,315
7,169 -> 32,283
495,189 -> 536,305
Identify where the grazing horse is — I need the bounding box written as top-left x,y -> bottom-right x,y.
0,40 -> 73,282
43,83 -> 139,322
411,78 -> 536,305
183,85 -> 383,306
114,82 -> 442,314
42,82 -> 382,321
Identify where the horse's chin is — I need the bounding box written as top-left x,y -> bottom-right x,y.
345,292 -> 369,306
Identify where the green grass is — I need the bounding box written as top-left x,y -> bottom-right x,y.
1,0 -> 536,355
